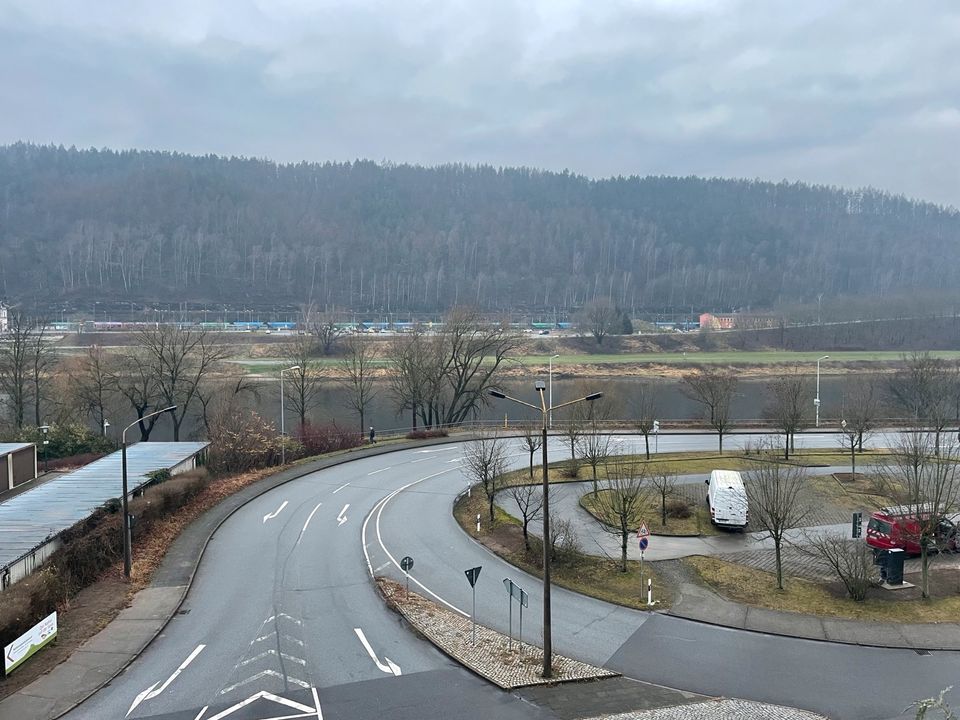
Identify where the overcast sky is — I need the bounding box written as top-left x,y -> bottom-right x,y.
1,1 -> 958,207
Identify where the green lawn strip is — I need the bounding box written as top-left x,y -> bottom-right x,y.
454,486 -> 672,609
684,556 -> 960,623
579,492 -> 720,537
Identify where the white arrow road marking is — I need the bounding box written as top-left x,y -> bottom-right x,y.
127,644 -> 205,716
191,707 -> 208,720
262,501 -> 289,523
353,628 -> 402,676
207,689 -> 321,720
296,503 -> 323,545
367,466 -> 391,475
332,482 -> 350,494
337,504 -> 350,526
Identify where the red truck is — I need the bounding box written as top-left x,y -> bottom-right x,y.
866,505 -> 958,556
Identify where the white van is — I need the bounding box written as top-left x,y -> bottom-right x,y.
706,470 -> 749,530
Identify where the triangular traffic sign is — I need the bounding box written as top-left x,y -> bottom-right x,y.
638,522 -> 649,537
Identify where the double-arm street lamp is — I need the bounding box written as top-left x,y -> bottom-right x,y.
489,382 -> 602,678
121,405 -> 176,578
815,355 -> 830,428
280,365 -> 301,464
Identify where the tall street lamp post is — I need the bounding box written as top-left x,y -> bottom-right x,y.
489,383 -> 602,678
548,354 -> 560,428
815,355 -> 830,428
121,405 -> 176,578
280,365 -> 301,464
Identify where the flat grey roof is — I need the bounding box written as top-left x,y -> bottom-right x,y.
0,443 -> 34,456
0,442 -> 208,570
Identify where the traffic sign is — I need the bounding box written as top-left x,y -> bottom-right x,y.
400,556 -> 414,572
465,566 -> 482,587
638,522 -> 649,538
639,536 -> 649,551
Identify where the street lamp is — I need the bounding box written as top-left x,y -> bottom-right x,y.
38,425 -> 50,474
280,365 -> 301,464
815,355 -> 830,428
488,383 -> 602,678
548,354 -> 560,428
121,405 -> 176,577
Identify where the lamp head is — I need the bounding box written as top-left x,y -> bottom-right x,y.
488,389 -> 506,399
534,380 -> 546,392
585,392 -> 603,402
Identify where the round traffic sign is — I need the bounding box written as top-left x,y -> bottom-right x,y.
639,537 -> 649,551
400,556 -> 414,572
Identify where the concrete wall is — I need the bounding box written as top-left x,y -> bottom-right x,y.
11,446 -> 37,487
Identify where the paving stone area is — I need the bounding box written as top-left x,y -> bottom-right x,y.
378,578 -> 617,689
589,699 -> 828,719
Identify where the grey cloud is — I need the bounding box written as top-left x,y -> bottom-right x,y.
0,0 -> 957,206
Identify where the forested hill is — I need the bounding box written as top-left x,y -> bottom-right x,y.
1,143 -> 958,314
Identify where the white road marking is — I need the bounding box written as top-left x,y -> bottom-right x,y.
413,447 -> 455,453
332,482 -> 350,494
337,504 -> 350,526
262,501 -> 289,523
374,562 -> 391,573
219,669 -> 311,695
410,457 -> 431,463
367,466 -> 391,475
312,687 -> 324,720
296,502 -> 323,544
360,468 -> 469,617
192,707 -> 208,720
127,644 -> 205,716
353,628 -> 402,676
208,689 -> 319,720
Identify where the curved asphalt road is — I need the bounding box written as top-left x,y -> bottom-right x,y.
64,433 -> 958,720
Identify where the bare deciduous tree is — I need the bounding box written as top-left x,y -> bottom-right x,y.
508,482 -> 543,550
112,348 -> 164,441
888,352 -> 955,454
463,432 -> 507,522
649,465 -> 677,526
303,304 -> 346,356
70,344 -> 115,435
763,366 -> 808,459
576,297 -> 617,346
803,533 -> 878,601
877,431 -> 960,598
682,366 -> 738,454
591,457 -> 651,572
283,333 -> 324,429
338,333 -> 379,436
389,326 -> 435,432
842,376 -> 881,453
634,382 -> 659,460
744,448 -> 811,590
519,423 -> 543,478
0,311 -> 34,429
28,318 -> 55,426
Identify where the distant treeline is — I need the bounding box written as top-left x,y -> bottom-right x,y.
2,142 -> 959,314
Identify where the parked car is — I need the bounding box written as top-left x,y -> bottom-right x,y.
866,505 -> 958,556
706,470 -> 749,530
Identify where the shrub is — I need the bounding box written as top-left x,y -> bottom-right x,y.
405,429 -> 449,440
12,424 -> 114,459
47,452 -> 108,471
562,461 -> 581,479
207,408 -> 284,474
665,498 -> 693,519
296,422 -> 363,456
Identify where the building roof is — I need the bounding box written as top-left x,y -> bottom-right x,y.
0,443 -> 34,457
0,442 -> 208,571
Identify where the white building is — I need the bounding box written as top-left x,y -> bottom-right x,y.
0,303 -> 7,333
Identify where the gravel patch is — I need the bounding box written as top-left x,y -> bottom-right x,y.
588,698 -> 828,719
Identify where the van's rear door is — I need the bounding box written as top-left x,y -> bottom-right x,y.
714,489 -> 747,526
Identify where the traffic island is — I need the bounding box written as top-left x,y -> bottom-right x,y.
376,577 -> 617,689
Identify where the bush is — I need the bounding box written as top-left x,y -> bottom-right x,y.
665,498 -> 693,519
47,452 -> 108,471
405,429 -> 449,439
12,424 -> 114,459
296,422 -> 363,455
207,408 -> 285,474
562,461 -> 581,479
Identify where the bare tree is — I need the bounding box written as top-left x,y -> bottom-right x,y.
338,333 -> 379,436
196,374 -> 260,435
634,382 -> 659,460
803,533 -> 878,601
838,420 -> 861,479
843,376 -> 881,453
70,344 -> 115,435
576,297 -> 617,346
389,326 -> 434,432
507,482 -> 543,550
649,464 -> 677,526
518,423 -> 542,478
682,366 -> 738,454
876,431 -> 960,598
303,304 -> 346,356
591,456 -> 651,572
763,367 -> 809,459
112,349 -> 164,441
577,414 -> 612,495
136,325 -> 229,441
888,352 -> 955,454
0,311 -> 33,429
283,333 -> 324,429
743,448 -> 811,590
463,432 -> 507,522
28,318 -> 55,426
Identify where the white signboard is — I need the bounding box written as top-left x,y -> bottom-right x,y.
4,611 -> 57,675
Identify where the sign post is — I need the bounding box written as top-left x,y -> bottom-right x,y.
400,556 -> 414,597
638,523 -> 650,593
464,566 -> 482,646
502,578 -> 529,652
